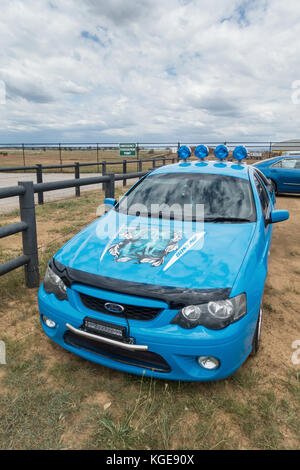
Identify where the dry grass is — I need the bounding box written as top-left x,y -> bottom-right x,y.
0,148 -> 172,174
0,188 -> 299,450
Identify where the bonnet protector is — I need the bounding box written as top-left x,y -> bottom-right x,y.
50,258 -> 231,309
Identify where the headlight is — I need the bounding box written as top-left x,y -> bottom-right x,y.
171,294 -> 247,330
43,266 -> 68,301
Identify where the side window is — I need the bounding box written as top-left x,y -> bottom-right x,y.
282,159 -> 297,169
254,169 -> 273,194
254,174 -> 271,221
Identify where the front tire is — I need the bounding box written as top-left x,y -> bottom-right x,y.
251,308 -> 262,357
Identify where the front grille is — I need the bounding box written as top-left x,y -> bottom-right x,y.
64,330 -> 171,373
80,293 -> 163,321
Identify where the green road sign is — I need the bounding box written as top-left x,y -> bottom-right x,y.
119,143 -> 136,157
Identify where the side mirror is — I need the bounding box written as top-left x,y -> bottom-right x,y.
104,198 -> 117,212
269,210 -> 289,224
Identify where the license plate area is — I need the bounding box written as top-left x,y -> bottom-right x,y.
81,317 -> 134,344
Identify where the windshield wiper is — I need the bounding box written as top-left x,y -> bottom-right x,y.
204,217 -> 253,223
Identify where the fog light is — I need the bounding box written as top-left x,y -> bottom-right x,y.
43,316 -> 56,329
197,356 -> 220,370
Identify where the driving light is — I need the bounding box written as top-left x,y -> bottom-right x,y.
195,144 -> 209,160
171,294 -> 247,330
42,316 -> 56,329
178,145 -> 192,160
197,356 -> 220,370
44,266 -> 68,301
233,146 -> 248,161
214,145 -> 229,160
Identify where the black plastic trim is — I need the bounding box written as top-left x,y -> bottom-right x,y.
50,258 -> 231,309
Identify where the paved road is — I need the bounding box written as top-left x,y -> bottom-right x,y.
0,172 -> 131,213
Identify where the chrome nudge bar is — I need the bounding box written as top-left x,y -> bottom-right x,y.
65,323 -> 149,351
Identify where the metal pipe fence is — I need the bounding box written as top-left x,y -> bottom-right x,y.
0,155 -> 176,204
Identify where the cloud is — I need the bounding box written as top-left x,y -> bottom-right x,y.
84,0 -> 155,26
5,80 -> 55,104
0,0 -> 300,143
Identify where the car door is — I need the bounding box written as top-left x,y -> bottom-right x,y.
253,173 -> 273,269
270,158 -> 300,193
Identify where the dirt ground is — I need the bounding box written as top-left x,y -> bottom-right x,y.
259,195 -> 300,375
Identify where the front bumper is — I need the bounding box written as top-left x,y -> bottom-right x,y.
38,284 -> 257,382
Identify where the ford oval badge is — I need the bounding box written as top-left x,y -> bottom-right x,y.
104,302 -> 125,314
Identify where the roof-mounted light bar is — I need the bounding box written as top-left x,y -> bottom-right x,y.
176,143 -> 248,164
178,145 -> 192,160
195,144 -> 209,160
214,145 -> 229,161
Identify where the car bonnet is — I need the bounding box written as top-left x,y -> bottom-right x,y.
53,209 -> 256,291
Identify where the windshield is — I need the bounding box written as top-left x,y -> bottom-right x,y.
116,173 -> 256,222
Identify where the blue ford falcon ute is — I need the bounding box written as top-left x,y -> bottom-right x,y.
38,145 -> 290,381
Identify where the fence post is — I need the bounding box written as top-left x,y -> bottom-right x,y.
18,181 -> 39,288
163,157 -> 166,166
22,144 -> 26,166
96,144 -> 99,172
153,159 -> 156,169
75,162 -> 80,197
123,160 -> 127,187
138,160 -> 142,172
105,174 -> 115,199
36,164 -> 44,205
136,143 -> 139,172
102,161 -> 107,191
59,143 -> 62,170
177,141 -> 180,161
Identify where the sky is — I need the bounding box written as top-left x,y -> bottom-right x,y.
0,0 -> 300,143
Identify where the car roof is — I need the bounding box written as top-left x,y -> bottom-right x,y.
282,151 -> 300,155
281,153 -> 300,158
151,160 -> 251,180
253,156 -> 280,166
253,154 -> 300,167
